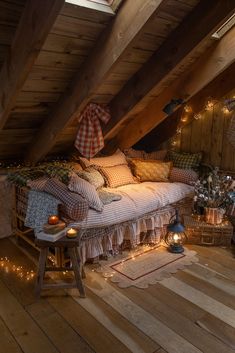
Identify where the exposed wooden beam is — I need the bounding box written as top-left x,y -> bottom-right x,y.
136,61 -> 235,152
0,0 -> 64,130
107,25 -> 235,152
103,0 -> 235,140
25,0 -> 167,164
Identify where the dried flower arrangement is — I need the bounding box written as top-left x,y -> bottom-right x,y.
193,168 -> 235,212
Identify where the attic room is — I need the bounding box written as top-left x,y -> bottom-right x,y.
0,0 -> 235,352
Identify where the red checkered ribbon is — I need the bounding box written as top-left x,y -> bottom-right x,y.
75,103 -> 110,159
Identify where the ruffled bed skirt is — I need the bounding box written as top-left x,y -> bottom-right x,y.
79,200 -> 192,263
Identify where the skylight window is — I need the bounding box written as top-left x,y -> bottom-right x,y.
212,13 -> 235,39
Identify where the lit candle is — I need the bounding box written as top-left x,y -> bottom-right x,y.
66,228 -> 78,238
48,215 -> 59,225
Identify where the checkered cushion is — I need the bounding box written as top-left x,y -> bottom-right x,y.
68,173 -> 104,212
28,178 -> 88,221
166,151 -> 202,170
77,167 -> 105,189
130,159 -> 172,182
99,164 -> 136,188
80,149 -> 127,168
43,165 -> 73,185
169,167 -> 198,185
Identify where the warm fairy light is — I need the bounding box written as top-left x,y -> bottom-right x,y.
181,115 -> 188,123
0,257 -> 35,281
184,105 -> 192,113
194,113 -> 202,120
176,127 -> 182,134
205,100 -> 214,111
222,106 -> 230,114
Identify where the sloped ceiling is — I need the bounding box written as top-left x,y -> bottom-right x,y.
0,0 -> 234,163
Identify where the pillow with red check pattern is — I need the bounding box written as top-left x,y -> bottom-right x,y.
28,178 -> 88,221
80,149 -> 127,168
169,167 -> 198,185
99,164 -> 136,188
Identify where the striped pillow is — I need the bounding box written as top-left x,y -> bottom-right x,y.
130,159 -> 172,182
99,164 -> 136,188
68,173 -> 104,212
169,167 -> 198,185
80,149 -> 127,168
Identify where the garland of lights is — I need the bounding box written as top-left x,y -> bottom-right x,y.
0,257 -> 35,281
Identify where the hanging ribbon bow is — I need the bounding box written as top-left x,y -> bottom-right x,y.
74,103 -> 110,159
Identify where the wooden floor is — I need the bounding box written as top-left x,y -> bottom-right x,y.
0,237 -> 234,353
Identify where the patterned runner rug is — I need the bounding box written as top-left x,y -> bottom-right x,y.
94,244 -> 198,288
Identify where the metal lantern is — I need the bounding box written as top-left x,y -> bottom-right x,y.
165,210 -> 187,253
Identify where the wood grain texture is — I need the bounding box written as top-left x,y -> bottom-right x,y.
103,0 -> 235,141
24,0 -> 170,163
107,25 -> 235,152
0,0 -> 65,129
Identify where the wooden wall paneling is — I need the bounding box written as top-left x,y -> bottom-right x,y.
4,114 -> 47,130
0,0 -> 65,130
220,112 -> 235,171
209,103 -> 224,167
21,78 -> 69,94
199,110 -> 213,165
34,50 -> 85,70
25,0 -> 169,164
180,122 -> 192,152
189,116 -> 202,153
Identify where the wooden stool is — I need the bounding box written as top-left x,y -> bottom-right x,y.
35,236 -> 86,298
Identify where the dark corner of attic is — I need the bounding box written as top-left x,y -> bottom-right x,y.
0,1 -> 235,352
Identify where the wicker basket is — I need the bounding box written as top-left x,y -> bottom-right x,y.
184,215 -> 233,246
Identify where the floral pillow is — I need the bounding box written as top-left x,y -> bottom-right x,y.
77,167 -> 105,189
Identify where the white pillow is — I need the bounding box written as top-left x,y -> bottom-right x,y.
68,173 -> 103,212
80,149 -> 127,168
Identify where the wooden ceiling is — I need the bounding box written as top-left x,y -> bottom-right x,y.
0,0 -> 235,163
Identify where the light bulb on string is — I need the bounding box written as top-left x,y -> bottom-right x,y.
194,113 -> 202,120
222,106 -> 230,114
184,104 -> 192,113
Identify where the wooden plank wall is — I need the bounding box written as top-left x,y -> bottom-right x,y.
180,100 -> 235,171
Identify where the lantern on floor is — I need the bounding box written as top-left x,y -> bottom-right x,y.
165,210 -> 187,253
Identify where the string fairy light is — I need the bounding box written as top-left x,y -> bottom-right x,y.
222,106 -> 230,114
184,104 -> 192,113
0,257 -> 35,281
194,113 -> 202,120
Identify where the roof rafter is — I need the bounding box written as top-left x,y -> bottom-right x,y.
108,26 -> 235,151
137,61 -> 235,152
0,0 -> 65,130
102,0 -> 235,141
25,0 -> 167,164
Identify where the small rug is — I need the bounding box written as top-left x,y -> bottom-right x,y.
95,244 -> 198,288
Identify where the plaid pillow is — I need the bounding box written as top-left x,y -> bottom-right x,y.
77,167 -> 105,189
130,159 -> 172,182
68,173 -> 103,212
8,169 -> 45,186
169,167 -> 198,185
43,165 -> 73,185
99,164 -> 136,188
28,178 -> 88,221
166,151 -> 202,170
144,150 -> 167,161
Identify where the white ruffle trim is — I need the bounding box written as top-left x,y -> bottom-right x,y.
80,208 -> 176,263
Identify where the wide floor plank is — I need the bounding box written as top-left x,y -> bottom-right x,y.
0,279 -> 58,353
120,284 -> 233,353
85,271 -> 202,353
0,316 -> 23,353
161,277 -> 235,328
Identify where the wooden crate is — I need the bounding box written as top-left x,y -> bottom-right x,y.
183,215 -> 233,246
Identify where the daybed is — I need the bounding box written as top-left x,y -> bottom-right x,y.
11,149 -> 198,263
